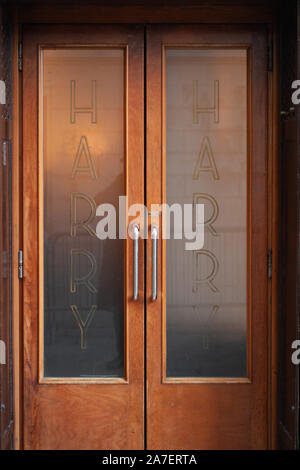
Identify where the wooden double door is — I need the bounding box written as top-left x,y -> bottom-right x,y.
22,24 -> 268,449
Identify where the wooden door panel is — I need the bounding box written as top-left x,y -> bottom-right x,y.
22,24 -> 144,450
22,22 -> 270,450
146,24 -> 268,450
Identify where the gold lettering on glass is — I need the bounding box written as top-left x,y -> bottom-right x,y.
193,193 -> 219,236
193,249 -> 219,293
191,305 -> 219,351
69,78 -> 99,353
71,136 -> 98,180
70,79 -> 97,124
193,136 -> 219,181
207,304 -> 219,323
70,304 -> 97,350
191,304 -> 219,326
70,192 -> 97,238
193,79 -> 219,124
70,248 -> 97,294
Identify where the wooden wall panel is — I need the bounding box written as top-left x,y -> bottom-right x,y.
278,0 -> 299,450
0,3 -> 14,451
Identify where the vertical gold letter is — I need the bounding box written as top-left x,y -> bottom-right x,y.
193,136 -> 219,180
193,193 -> 219,236
193,249 -> 219,293
193,79 -> 219,124
70,249 -> 97,294
70,79 -> 97,124
70,305 -> 97,350
71,136 -> 97,180
70,193 -> 97,238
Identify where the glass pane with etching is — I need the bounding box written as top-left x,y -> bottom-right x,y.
41,49 -> 125,378
166,49 -> 248,378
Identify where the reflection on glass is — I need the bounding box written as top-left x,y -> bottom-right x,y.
41,49 -> 125,378
166,49 -> 248,378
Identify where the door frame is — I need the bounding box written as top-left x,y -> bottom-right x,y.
10,1 -> 279,450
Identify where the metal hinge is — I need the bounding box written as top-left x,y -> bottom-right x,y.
268,249 -> 272,279
2,140 -> 7,166
18,250 -> 23,279
18,42 -> 22,72
268,39 -> 273,72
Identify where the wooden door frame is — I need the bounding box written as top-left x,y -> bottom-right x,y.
9,0 -> 279,450
0,5 -> 14,449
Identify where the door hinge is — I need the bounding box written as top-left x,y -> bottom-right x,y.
18,250 -> 23,279
268,249 -> 272,279
2,140 -> 7,166
18,42 -> 22,72
268,39 -> 273,72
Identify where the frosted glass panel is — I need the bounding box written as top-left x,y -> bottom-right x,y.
166,49 -> 248,378
41,49 -> 125,378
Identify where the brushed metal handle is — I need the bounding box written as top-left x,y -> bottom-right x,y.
132,224 -> 139,300
151,225 -> 158,301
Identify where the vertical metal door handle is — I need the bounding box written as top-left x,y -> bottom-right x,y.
151,225 -> 158,301
133,224 -> 139,300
